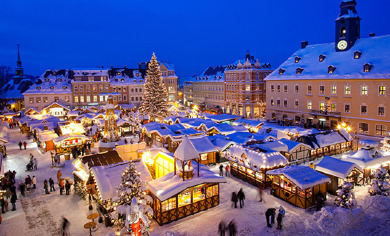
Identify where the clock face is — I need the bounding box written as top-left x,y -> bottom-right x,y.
337,40 -> 348,50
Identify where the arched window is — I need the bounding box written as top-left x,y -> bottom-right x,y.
340,27 -> 346,37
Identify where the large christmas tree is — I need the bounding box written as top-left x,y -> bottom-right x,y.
139,53 -> 169,122
335,181 -> 356,209
369,166 -> 390,196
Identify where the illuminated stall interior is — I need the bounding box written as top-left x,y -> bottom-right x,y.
267,165 -> 330,209
53,134 -> 90,157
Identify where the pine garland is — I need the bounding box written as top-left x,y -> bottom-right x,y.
139,53 -> 169,122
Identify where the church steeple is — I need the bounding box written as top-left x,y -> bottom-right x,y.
15,44 -> 23,77
335,0 -> 361,51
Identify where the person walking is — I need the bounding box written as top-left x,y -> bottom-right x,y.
277,212 -> 283,230
225,164 -> 230,177
18,141 -> 22,150
218,220 -> 226,236
57,170 -> 62,183
61,217 -> 70,236
10,193 -> 17,211
265,208 -> 276,228
23,141 -> 27,150
49,178 -> 55,192
237,188 -> 245,208
231,192 -> 238,208
32,176 -> 36,189
228,220 -> 237,236
33,157 -> 38,170
65,180 -> 71,195
25,175 -> 32,190
219,164 -> 224,176
19,182 -> 26,197
59,178 -> 65,195
44,180 -> 50,194
258,185 -> 264,203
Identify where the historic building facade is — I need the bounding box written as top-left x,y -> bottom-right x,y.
265,0 -> 390,137
225,52 -> 272,118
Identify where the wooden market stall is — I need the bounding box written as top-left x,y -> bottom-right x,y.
37,131 -> 58,152
226,145 -> 288,188
316,156 -> 362,194
267,165 -> 330,209
147,136 -> 226,225
343,146 -> 390,185
53,134 -> 90,157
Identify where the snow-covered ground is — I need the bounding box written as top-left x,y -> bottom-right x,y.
1,125 -> 390,236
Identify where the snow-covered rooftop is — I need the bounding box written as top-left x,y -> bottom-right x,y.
174,136 -> 200,161
316,156 -> 361,179
267,165 -> 330,190
343,147 -> 390,168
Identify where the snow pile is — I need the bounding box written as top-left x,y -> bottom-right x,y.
361,195 -> 390,212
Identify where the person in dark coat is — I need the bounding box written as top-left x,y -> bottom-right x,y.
61,217 -> 70,236
218,220 -> 226,236
10,193 -> 17,211
18,141 -> 22,150
277,212 -> 283,230
265,208 -> 276,228
228,220 -> 237,236
23,141 -> 27,150
219,164 -> 224,176
65,180 -> 71,195
44,180 -> 50,194
49,178 -> 55,192
59,178 -> 65,195
19,182 -> 26,197
237,188 -> 245,208
316,193 -> 325,211
231,192 -> 238,208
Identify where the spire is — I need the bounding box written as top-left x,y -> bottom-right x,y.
14,44 -> 24,78
16,44 -> 22,68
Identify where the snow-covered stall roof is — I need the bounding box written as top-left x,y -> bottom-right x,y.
59,122 -> 86,135
53,134 -> 89,144
81,150 -> 123,171
147,163 -> 226,201
279,138 -> 312,153
37,132 -> 58,142
91,161 -> 152,201
204,114 -> 241,123
210,138 -> 236,152
233,119 -> 264,128
267,165 -> 330,190
298,130 -> 351,149
316,156 -> 361,179
231,124 -> 249,133
67,110 -> 80,116
227,145 -> 288,171
174,136 -> 200,161
343,147 -> 390,168
265,35 -> 390,81
189,136 -> 218,154
205,123 -> 236,135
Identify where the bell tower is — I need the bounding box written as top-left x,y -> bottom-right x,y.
335,0 -> 361,52
15,44 -> 23,77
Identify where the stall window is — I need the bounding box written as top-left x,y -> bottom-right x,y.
192,185 -> 205,203
178,189 -> 191,207
161,197 -> 176,212
255,172 -> 263,181
200,153 -> 208,161
247,169 -> 254,177
207,185 -> 218,198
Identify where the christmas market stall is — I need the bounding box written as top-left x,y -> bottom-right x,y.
146,136 -> 226,225
267,165 -> 330,209
226,145 -> 288,187
58,122 -> 86,135
342,146 -> 390,185
296,129 -> 353,159
53,134 -> 90,158
316,156 -> 362,194
41,101 -> 70,118
37,131 -> 58,152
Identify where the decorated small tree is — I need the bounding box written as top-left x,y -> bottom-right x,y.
74,181 -> 87,200
381,133 -> 390,152
335,181 -> 356,209
139,53 -> 169,122
369,166 -> 390,196
114,162 -> 153,234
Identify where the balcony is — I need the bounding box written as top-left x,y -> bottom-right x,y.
310,110 -> 341,118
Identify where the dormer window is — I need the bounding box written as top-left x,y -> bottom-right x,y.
50,86 -> 54,90
62,86 -> 68,89
115,78 -> 118,82
319,54 -> 326,62
328,65 -> 336,74
294,57 -> 301,63
133,79 -> 137,83
37,86 -> 41,90
279,68 -> 285,75
354,51 -> 362,59
117,72 -> 121,75
296,68 -> 304,75
121,78 -> 125,82
363,63 -> 373,72
136,73 -> 140,77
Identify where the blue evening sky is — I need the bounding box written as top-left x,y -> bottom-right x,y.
0,0 -> 389,79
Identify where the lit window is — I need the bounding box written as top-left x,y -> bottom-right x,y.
295,57 -> 301,63
80,96 -> 84,103
359,123 -> 368,133
320,86 -> 325,94
29,98 -> 34,104
361,105 -> 367,115
331,85 -> 337,94
279,69 -> 285,75
296,68 -> 304,74
376,125 -> 387,136
277,85 -> 280,92
36,97 -> 41,103
328,66 -> 336,74
271,99 -> 274,106
283,85 -> 288,92
344,104 -> 350,113
345,85 -> 351,95
93,96 -> 97,102
295,100 -> 299,108
320,102 -> 325,111
271,85 -> 275,92
307,101 -> 312,110
319,54 -> 326,62
65,96 -> 69,102
363,63 -> 373,72
307,85 -> 312,94
43,97 -> 48,103
284,100 -> 288,107
354,51 -> 362,59
295,85 -> 299,93
361,85 -> 368,95
331,103 -> 336,112
86,96 -> 91,102
379,86 -> 386,95
378,107 -> 385,116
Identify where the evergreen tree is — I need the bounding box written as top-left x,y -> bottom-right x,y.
116,162 -> 146,206
335,181 -> 356,209
369,166 -> 390,196
381,133 -> 390,152
139,53 -> 169,122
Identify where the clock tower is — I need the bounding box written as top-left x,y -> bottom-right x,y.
335,0 -> 360,52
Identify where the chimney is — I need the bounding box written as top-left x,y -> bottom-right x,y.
369,33 -> 375,37
301,41 -> 309,49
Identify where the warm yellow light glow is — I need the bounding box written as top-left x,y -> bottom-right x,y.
193,105 -> 199,111
341,123 -> 346,128
142,151 -> 153,165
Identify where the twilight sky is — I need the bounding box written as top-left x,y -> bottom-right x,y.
0,0 -> 389,79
